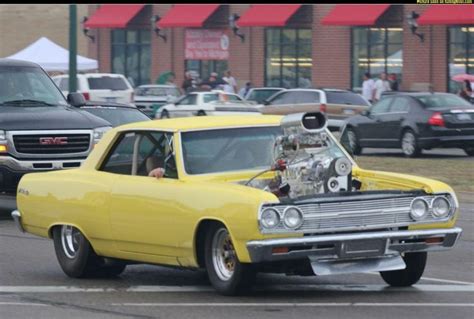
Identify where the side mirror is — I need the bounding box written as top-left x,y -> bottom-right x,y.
361,109 -> 370,117
67,92 -> 86,107
263,99 -> 270,105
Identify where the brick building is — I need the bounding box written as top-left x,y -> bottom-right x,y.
0,4 -> 88,58
84,4 -> 474,93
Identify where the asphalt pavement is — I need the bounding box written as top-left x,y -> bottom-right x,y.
0,199 -> 472,319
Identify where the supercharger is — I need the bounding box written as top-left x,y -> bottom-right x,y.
272,112 -> 353,198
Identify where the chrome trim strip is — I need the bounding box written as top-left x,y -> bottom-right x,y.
247,227 -> 462,263
11,210 -> 25,233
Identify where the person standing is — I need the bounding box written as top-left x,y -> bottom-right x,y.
374,72 -> 391,102
459,80 -> 473,103
181,71 -> 194,94
222,70 -> 237,94
238,82 -> 253,99
389,73 -> 399,91
361,72 -> 375,103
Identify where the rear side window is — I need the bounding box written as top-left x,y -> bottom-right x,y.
294,91 -> 320,104
59,78 -> 69,91
269,92 -> 294,105
88,77 -> 129,90
325,91 -> 370,106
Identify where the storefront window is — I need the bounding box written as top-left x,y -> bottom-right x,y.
265,28 -> 312,89
111,30 -> 150,87
184,60 -> 228,80
448,27 -> 474,93
352,28 -> 403,91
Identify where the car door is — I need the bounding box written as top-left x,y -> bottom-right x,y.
357,97 -> 394,147
259,91 -> 296,115
383,96 -> 410,146
102,130 -> 185,260
169,94 -> 198,117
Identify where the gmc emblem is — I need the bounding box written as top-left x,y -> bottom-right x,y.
39,137 -> 68,145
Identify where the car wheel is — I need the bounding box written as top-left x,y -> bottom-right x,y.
197,110 -> 206,116
53,225 -> 118,278
380,252 -> 427,287
160,109 -> 170,119
346,128 -> 362,155
463,147 -> 474,156
204,224 -> 255,296
401,130 -> 421,158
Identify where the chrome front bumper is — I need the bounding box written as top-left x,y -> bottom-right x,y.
247,227 -> 462,264
11,210 -> 25,233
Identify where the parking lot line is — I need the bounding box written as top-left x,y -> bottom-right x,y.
0,302 -> 48,307
0,284 -> 473,293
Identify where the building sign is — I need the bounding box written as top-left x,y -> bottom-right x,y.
185,29 -> 229,60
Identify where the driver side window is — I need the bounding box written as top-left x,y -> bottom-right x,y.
100,131 -> 178,179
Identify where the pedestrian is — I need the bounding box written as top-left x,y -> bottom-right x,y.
222,70 -> 237,94
459,80 -> 473,102
373,72 -> 391,102
389,73 -> 399,91
202,72 -> 226,90
181,71 -> 194,94
238,82 -> 253,99
361,72 -> 375,103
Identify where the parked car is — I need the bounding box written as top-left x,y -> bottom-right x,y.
244,87 -> 285,104
52,73 -> 135,104
156,90 -> 260,119
13,112 -> 461,295
0,59 -> 111,204
257,88 -> 371,130
343,92 -> 474,157
133,85 -> 181,118
79,101 -> 151,127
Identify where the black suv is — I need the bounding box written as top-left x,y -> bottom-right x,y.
0,59 -> 111,200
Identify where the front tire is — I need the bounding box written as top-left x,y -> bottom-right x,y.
380,252 -> 427,287
463,147 -> 474,156
53,225 -> 126,278
197,110 -> 206,116
160,109 -> 170,119
204,224 -> 255,296
401,129 -> 421,158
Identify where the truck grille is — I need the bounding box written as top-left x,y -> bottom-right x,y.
261,194 -> 454,234
13,134 -> 91,154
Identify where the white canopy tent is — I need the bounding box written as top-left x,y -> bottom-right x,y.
5,37 -> 98,72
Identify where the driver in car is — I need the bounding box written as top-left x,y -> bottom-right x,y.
148,167 -> 165,178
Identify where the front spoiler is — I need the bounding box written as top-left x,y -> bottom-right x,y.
247,227 -> 462,264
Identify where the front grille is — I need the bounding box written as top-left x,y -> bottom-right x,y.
261,194 -> 454,234
13,134 -> 91,154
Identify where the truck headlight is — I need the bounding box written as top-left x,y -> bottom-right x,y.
410,198 -> 429,220
93,126 -> 112,144
261,208 -> 280,229
283,207 -> 303,229
0,130 -> 7,153
431,197 -> 451,218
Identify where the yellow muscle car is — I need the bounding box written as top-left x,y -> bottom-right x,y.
12,112 -> 462,295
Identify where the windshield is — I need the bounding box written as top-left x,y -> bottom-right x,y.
87,77 -> 129,90
0,65 -> 67,106
135,87 -> 181,97
415,94 -> 473,109
82,107 -> 150,127
182,126 -> 282,174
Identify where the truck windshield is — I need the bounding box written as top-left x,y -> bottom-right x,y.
0,65 -> 67,106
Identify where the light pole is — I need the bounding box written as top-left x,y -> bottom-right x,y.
69,4 -> 77,93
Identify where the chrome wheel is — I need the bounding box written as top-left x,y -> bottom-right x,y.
60,225 -> 81,259
402,132 -> 416,156
212,228 -> 236,281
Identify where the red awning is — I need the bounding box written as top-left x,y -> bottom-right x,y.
84,4 -> 145,29
418,5 -> 474,25
157,5 -> 220,28
321,5 -> 390,26
237,5 -> 302,27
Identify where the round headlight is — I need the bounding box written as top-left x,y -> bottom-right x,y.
410,198 -> 429,221
283,207 -> 303,229
432,197 -> 451,218
261,208 -> 280,229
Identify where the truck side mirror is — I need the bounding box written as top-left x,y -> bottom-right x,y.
67,93 -> 86,107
